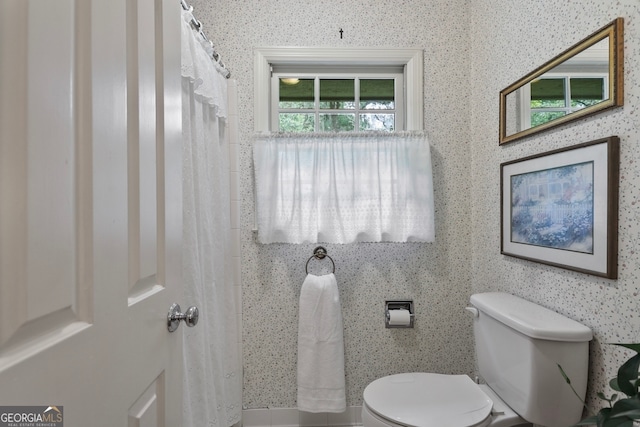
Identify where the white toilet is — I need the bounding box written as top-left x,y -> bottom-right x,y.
362,292 -> 593,427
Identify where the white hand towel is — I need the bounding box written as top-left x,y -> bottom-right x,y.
297,273 -> 346,413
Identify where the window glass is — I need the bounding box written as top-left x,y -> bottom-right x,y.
570,78 -> 605,108
273,69 -> 402,132
279,78 -> 314,109
360,79 -> 394,109
319,113 -> 355,131
360,113 -> 394,132
279,113 -> 315,132
319,79 -> 355,110
531,111 -> 565,128
531,78 -> 566,108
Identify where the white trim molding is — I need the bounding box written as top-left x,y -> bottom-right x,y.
243,406 -> 363,427
254,47 -> 424,132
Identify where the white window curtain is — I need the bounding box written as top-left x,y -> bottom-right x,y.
253,132 -> 435,244
181,9 -> 241,427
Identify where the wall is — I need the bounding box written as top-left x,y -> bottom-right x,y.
191,0 -> 474,410
468,0 -> 640,414
192,0 -> 640,418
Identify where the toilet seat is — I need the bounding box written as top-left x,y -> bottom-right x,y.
362,373 -> 493,427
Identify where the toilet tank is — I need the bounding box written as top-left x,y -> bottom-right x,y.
470,292 -> 592,427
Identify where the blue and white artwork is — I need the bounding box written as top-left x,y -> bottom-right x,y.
510,161 -> 594,253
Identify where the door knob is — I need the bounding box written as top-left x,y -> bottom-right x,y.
167,303 -> 199,332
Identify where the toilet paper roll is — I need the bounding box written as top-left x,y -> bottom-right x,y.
388,309 -> 411,326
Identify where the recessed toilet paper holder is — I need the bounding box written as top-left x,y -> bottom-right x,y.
385,300 -> 415,328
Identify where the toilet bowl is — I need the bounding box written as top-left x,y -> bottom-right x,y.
361,373 -> 526,427
361,293 -> 593,427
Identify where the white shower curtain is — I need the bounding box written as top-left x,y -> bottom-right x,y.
181,9 -> 241,427
253,132 -> 435,244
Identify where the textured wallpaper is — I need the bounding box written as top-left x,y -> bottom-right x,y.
468,0 -> 640,415
192,0 -> 640,416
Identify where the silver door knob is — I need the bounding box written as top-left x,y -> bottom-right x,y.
167,303 -> 199,332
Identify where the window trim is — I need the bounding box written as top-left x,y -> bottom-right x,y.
254,47 -> 424,132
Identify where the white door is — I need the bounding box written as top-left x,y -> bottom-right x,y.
0,0 -> 185,425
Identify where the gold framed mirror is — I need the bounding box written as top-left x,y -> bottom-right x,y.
499,18 -> 623,145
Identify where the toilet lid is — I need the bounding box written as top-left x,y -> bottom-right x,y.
363,373 -> 493,427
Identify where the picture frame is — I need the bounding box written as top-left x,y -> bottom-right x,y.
500,136 -> 619,278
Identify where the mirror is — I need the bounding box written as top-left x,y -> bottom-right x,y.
500,18 -> 623,145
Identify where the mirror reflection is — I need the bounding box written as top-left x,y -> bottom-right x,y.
500,19 -> 623,144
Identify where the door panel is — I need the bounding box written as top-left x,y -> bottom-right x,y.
127,0 -> 161,299
128,373 -> 165,427
0,0 -> 91,367
0,0 -> 183,425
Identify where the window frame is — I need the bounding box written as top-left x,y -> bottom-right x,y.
271,69 -> 404,132
254,47 -> 424,132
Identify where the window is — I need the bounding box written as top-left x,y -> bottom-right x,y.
254,47 -> 424,132
272,68 -> 404,132
520,72 -> 608,129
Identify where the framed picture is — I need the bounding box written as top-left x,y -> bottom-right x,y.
501,136 -> 619,278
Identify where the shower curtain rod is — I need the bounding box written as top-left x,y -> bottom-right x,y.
180,0 -> 231,79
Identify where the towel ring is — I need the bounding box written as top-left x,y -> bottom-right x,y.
305,246 -> 336,274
